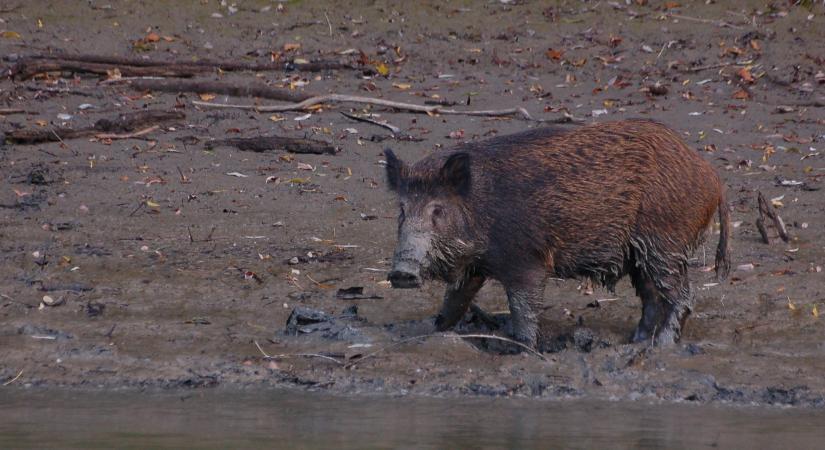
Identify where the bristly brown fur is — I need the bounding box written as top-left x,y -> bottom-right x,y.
387,119 -> 730,346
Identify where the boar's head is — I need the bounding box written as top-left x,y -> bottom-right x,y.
384,148 -> 475,288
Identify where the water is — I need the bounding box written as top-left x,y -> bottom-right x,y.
1,389 -> 822,449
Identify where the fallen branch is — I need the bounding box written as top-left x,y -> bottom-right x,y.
11,59 -> 206,79
32,53 -> 357,72
25,85 -> 100,97
122,79 -> 312,103
193,94 -> 544,121
93,125 -> 160,140
4,110 -> 184,144
12,54 -> 358,80
0,108 -> 28,115
756,191 -> 789,244
344,332 -> 548,369
207,135 -> 336,155
793,97 -> 825,108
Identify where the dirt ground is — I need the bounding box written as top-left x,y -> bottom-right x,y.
1,0 -> 824,407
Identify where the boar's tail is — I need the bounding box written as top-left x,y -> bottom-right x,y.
715,189 -> 731,280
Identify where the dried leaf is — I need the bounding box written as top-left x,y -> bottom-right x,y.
374,62 -> 390,76
732,89 -> 750,100
198,93 -> 217,101
750,39 -> 761,51
738,67 -> 755,83
392,83 -> 412,90
1,31 -> 22,39
545,48 -> 564,61
283,43 -> 301,52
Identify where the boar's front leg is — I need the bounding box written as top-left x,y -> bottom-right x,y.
434,273 -> 486,331
504,272 -> 547,348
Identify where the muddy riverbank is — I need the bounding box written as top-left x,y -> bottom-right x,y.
1,1 -> 824,407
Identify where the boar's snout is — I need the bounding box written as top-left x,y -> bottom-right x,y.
388,264 -> 422,289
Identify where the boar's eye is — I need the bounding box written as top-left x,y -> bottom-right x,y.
430,204 -> 444,227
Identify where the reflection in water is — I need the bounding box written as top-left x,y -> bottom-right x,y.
1,389 -> 823,449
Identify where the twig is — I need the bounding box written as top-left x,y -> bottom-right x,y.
2,370 -> 23,386
664,12 -> 744,29
253,340 -> 344,365
176,166 -> 189,183
341,111 -> 402,133
93,125 -> 159,140
128,201 -> 145,217
50,129 -> 78,156
344,332 -> 548,369
681,62 -> 737,73
324,11 -> 333,36
458,334 -> 548,360
0,108 -> 27,115
193,94 -> 541,121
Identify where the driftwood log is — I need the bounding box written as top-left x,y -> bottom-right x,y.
11,54 -> 358,80
206,136 -> 336,155
756,191 -> 789,244
4,110 -> 184,144
125,79 -> 312,103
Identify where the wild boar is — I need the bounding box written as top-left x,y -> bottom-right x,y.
384,119 -> 730,348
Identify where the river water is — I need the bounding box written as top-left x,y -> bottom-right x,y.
1,389 -> 823,449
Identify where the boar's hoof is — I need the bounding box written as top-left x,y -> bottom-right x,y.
630,326 -> 681,346
630,327 -> 652,344
388,270 -> 422,289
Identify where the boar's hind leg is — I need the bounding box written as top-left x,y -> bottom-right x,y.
655,273 -> 693,345
629,269 -> 664,343
434,274 -> 486,331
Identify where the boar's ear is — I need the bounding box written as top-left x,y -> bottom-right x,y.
440,152 -> 471,197
384,148 -> 405,192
